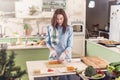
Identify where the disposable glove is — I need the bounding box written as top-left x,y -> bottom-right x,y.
50,50 -> 57,58
59,52 -> 66,62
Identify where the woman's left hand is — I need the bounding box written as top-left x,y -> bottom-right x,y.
59,52 -> 66,62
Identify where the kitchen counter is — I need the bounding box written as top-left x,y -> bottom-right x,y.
5,44 -> 47,50
88,39 -> 120,54
0,37 -> 48,50
87,38 -> 120,54
26,56 -> 108,80
0,39 -> 47,50
26,59 -> 87,80
86,38 -> 120,62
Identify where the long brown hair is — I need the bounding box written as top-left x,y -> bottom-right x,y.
51,8 -> 68,34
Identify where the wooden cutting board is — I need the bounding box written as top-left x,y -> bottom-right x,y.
45,63 -> 65,68
45,60 -> 65,68
81,56 -> 109,69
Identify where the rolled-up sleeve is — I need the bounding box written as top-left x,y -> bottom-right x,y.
46,26 -> 52,48
66,27 -> 73,52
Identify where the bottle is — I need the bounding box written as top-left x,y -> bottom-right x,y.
105,25 -> 108,31
16,35 -> 22,45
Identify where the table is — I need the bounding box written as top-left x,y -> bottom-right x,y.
26,59 -> 87,80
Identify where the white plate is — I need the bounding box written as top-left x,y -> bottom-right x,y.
117,45 -> 120,48
82,71 -> 105,79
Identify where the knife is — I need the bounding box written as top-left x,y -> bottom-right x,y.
53,56 -> 62,64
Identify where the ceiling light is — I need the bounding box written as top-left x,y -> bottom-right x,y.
88,0 -> 95,8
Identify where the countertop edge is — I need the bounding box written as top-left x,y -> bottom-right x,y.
0,45 -> 48,50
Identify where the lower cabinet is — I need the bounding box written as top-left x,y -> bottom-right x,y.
86,40 -> 120,62
72,35 -> 85,58
7,48 -> 49,80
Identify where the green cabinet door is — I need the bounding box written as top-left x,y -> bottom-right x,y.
86,40 -> 120,63
7,48 -> 49,80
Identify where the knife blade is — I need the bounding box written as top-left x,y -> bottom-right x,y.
53,56 -> 63,64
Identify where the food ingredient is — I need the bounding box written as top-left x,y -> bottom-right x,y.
96,70 -> 104,74
33,70 -> 41,75
67,66 -> 74,72
107,62 -> 120,77
47,69 -> 54,72
107,65 -> 115,72
110,62 -> 120,67
115,76 -> 120,80
91,74 -> 103,78
48,60 -> 61,65
107,61 -> 120,73
84,66 -> 96,77
115,66 -> 120,73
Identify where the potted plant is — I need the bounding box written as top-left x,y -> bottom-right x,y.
23,24 -> 29,36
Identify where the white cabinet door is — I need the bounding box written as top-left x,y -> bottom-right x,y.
72,35 -> 85,58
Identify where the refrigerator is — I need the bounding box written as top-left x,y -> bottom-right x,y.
110,5 -> 120,42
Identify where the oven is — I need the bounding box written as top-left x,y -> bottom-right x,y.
71,23 -> 84,35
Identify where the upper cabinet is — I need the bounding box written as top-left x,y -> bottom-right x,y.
15,0 -> 43,18
15,0 -> 86,22
15,0 -> 66,18
15,0 -> 86,33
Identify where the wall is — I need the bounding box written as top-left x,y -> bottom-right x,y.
0,0 -> 19,17
0,0 -> 52,37
0,0 -> 86,38
86,0 -> 109,34
0,0 -> 113,38
86,0 -> 117,38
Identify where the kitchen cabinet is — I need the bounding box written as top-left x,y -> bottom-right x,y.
15,0 -> 66,18
72,35 -> 85,58
15,0 -> 86,22
86,39 -> 120,63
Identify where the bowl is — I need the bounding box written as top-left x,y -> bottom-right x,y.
82,71 -> 105,79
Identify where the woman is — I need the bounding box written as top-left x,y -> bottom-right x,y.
46,8 -> 73,62
46,8 -> 73,80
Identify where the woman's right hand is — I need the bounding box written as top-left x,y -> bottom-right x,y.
50,50 -> 57,58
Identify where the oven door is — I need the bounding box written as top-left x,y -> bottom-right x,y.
72,24 -> 83,35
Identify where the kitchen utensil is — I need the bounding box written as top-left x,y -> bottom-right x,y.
81,56 -> 108,69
